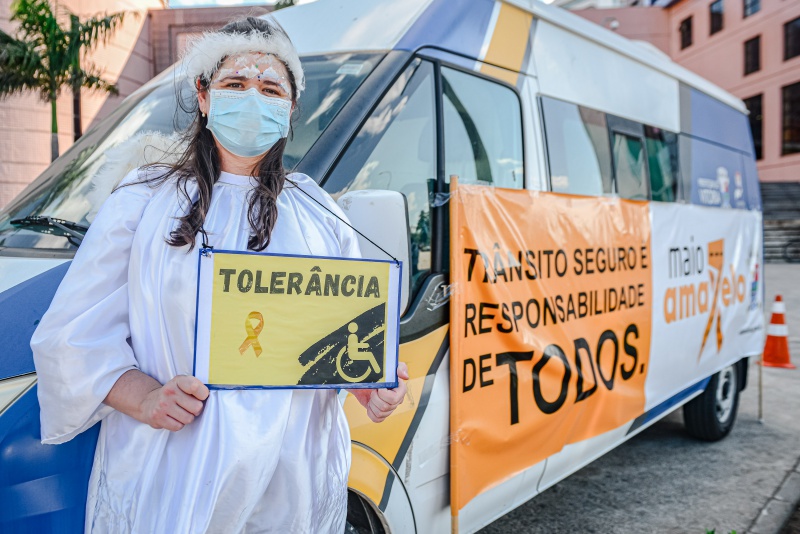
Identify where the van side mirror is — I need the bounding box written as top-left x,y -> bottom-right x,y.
336,190 -> 411,315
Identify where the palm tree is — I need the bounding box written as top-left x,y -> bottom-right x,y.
0,0 -> 127,161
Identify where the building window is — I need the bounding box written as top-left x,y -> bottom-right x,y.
786,17 -> 800,61
710,0 -> 723,35
783,82 -> 800,156
680,17 -> 693,49
744,36 -> 761,75
743,94 -> 763,160
743,0 -> 760,18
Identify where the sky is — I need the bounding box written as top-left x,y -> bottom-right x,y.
169,0 -> 318,7
170,0 -> 556,7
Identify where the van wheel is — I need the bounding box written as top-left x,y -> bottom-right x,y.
683,364 -> 739,441
345,491 -> 385,534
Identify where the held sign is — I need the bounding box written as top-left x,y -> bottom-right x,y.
194,249 -> 401,389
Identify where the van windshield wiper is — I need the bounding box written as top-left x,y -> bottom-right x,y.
10,216 -> 89,247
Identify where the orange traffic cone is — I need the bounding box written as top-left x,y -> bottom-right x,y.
762,295 -> 795,369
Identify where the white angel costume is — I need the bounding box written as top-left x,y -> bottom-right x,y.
31,165 -> 358,533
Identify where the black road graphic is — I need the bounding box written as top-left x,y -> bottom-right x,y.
297,303 -> 387,385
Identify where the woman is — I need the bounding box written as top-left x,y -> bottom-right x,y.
31,16 -> 407,533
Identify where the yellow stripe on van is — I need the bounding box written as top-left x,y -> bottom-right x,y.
348,444 -> 393,506
479,2 -> 533,85
345,325 -> 449,502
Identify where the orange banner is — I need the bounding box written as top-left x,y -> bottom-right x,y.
449,182 -> 652,513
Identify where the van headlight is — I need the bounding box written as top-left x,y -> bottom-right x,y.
0,373 -> 37,415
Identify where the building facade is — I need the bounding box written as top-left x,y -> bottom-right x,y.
550,0 -> 664,11
0,2 -> 270,209
0,0 -> 163,207
577,0 -> 800,183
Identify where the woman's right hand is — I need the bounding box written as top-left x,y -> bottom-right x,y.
105,370 -> 210,432
138,375 -> 210,431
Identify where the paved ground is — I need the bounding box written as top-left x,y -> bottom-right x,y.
481,264 -> 800,534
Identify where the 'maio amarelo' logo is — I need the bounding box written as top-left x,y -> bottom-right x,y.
663,239 -> 747,360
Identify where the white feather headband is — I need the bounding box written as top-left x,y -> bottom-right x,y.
181,18 -> 305,95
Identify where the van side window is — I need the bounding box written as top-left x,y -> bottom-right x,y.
442,67 -> 523,189
540,96 -> 613,196
612,132 -> 648,200
645,126 -> 679,202
325,59 -> 436,295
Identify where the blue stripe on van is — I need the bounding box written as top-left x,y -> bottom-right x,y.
741,151 -> 762,210
626,377 -> 710,435
395,0 -> 496,58
681,87 -> 761,211
690,89 -> 752,156
0,262 -> 70,379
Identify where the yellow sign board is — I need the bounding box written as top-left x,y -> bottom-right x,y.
194,249 -> 401,389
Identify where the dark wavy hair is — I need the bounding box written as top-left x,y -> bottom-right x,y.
139,16 -> 298,252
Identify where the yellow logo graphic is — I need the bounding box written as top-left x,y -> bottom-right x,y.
662,238 -> 746,359
699,240 -> 724,358
239,311 -> 264,357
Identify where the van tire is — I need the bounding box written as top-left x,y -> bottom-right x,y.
345,491 -> 385,534
683,364 -> 739,441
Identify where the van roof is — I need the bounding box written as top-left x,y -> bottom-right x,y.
519,0 -> 746,113
273,0 -> 746,114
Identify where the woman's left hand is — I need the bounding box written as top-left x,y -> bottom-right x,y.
349,362 -> 409,423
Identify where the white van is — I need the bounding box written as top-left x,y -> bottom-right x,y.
0,0 -> 763,532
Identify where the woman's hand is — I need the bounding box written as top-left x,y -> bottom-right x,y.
349,362 -> 409,423
105,370 -> 210,432
139,375 -> 210,431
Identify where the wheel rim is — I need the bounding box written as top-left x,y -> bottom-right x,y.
715,365 -> 736,424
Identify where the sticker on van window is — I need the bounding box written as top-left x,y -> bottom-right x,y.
689,137 -> 749,209
336,62 -> 365,76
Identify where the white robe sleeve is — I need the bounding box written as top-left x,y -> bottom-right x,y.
31,169 -> 157,444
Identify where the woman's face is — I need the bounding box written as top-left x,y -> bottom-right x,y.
197,52 -> 294,114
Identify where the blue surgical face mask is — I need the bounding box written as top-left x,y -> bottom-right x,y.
206,88 -> 292,158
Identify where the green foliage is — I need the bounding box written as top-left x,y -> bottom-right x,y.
1,0 -> 127,100
274,0 -> 296,10
705,530 -> 737,534
0,29 -> 42,97
0,0 -> 128,135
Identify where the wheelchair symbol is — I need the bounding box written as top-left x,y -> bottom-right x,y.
336,322 -> 381,383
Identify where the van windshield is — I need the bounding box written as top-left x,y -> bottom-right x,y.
0,52 -> 381,252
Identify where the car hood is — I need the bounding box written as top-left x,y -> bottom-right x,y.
0,256 -> 70,379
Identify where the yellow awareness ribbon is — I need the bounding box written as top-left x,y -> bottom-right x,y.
239,311 -> 264,357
